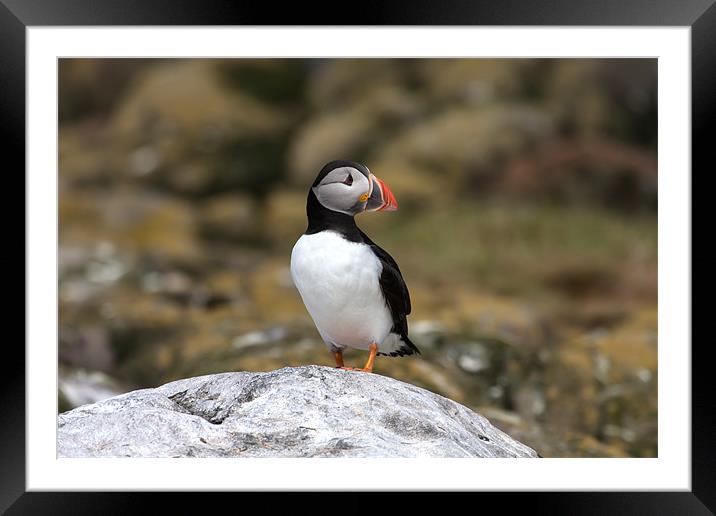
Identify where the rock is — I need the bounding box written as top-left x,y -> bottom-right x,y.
287,111 -> 375,184
214,59 -> 308,106
264,188 -> 308,245
534,308 -> 657,457
58,366 -> 538,458
374,105 -> 554,198
288,64 -> 422,185
361,158 -> 436,212
59,60 -> 151,123
104,60 -> 292,196
111,60 -> 287,143
59,188 -> 202,265
58,367 -> 125,409
59,325 -> 115,372
417,59 -> 532,104
545,60 -> 657,144
307,59 -> 404,111
198,193 -> 261,243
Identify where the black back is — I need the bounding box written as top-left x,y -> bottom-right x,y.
359,229 -> 412,334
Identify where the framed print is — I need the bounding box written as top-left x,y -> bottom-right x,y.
6,0 -> 710,512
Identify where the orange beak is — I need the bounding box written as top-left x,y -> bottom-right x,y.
365,174 -> 398,212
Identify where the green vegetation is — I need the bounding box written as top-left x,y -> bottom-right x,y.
366,199 -> 656,297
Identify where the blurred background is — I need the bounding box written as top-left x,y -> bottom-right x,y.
58,58 -> 657,457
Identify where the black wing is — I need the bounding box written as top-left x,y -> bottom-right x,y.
359,229 -> 413,338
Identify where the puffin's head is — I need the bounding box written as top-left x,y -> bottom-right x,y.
311,160 -> 398,216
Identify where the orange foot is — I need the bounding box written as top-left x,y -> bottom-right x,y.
334,343 -> 378,373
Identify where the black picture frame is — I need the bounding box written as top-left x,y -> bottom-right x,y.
5,0 -> 709,513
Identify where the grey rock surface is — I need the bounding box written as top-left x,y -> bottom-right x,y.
58,365 -> 539,458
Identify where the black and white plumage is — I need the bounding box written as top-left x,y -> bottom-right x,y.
290,160 -> 420,370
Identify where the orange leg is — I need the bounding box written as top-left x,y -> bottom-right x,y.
338,343 -> 378,373
361,343 -> 378,373
333,351 -> 345,368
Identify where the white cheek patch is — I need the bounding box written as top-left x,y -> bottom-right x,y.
314,168 -> 370,215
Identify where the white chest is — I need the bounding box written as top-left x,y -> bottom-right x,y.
290,231 -> 393,349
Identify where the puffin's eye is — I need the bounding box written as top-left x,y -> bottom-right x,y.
343,174 -> 353,186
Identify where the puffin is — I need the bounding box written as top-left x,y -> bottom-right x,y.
290,160 -> 420,373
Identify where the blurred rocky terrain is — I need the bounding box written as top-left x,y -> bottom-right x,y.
58,58 -> 657,457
